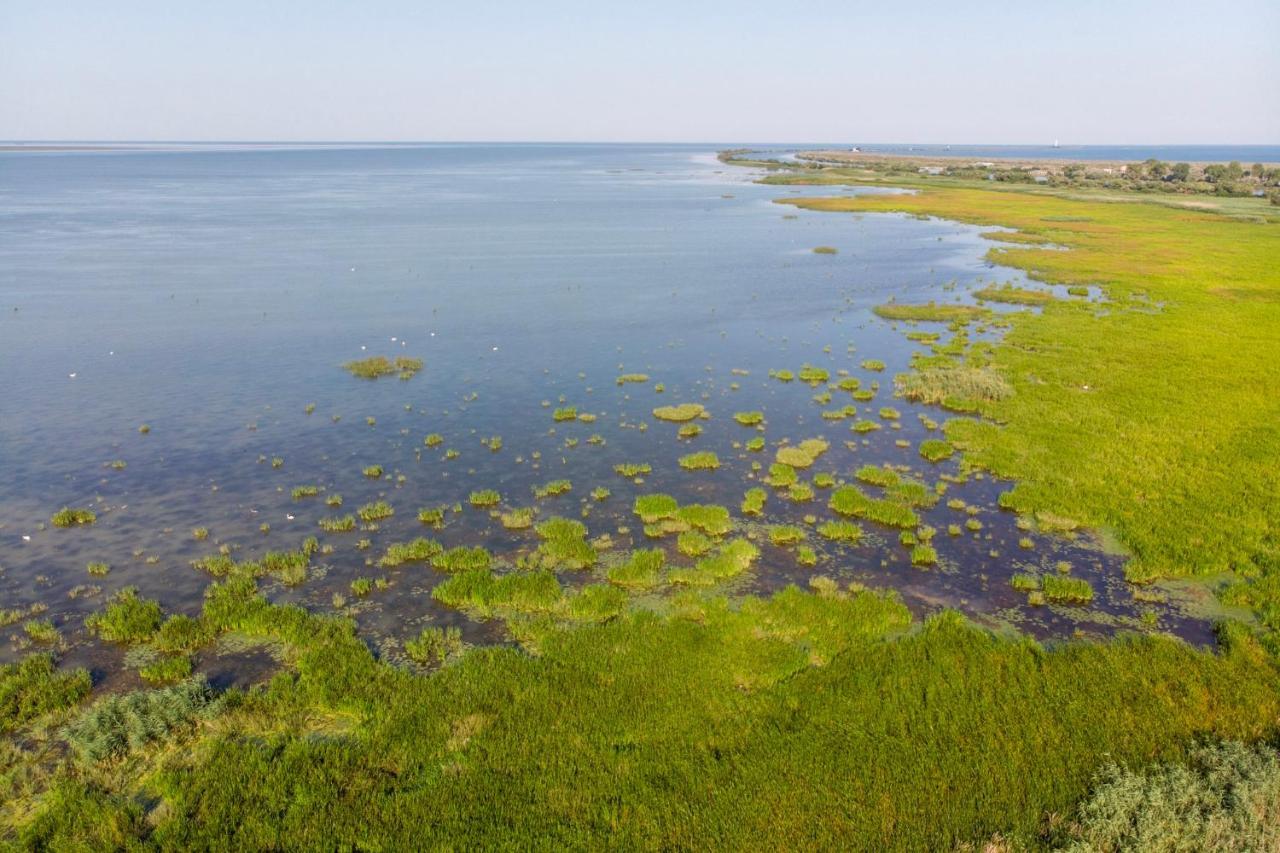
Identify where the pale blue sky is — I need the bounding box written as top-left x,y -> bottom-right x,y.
2,0 -> 1276,142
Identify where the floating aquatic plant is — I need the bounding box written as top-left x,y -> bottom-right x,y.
501,507 -> 535,529
734,411 -> 764,426
469,490 -> 501,508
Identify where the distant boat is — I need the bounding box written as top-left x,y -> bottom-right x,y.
1053,139 -> 1060,148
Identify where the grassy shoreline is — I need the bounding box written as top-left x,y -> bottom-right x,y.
4,155 -> 1280,848
767,171 -> 1278,608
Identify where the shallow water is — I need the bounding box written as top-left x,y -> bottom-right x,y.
0,143 -> 1215,676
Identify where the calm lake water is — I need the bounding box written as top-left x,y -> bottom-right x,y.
0,144 -> 1218,678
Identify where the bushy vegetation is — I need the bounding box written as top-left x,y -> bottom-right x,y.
16,578 -> 1280,849
1056,740 -> 1280,851
63,678 -> 215,763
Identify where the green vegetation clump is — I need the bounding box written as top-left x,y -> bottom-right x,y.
616,373 -> 649,385
851,419 -> 881,433
534,479 -> 573,498
468,490 -> 501,508
745,436 -> 766,452
607,549 -> 666,590
379,538 -> 443,568
405,626 -> 464,665
417,506 -> 446,527
343,355 -> 423,380
319,514 -> 356,532
817,520 -> 863,543
910,545 -> 938,566
769,525 -> 806,547
798,365 -> 829,384
1042,575 -> 1095,604
153,615 -> 214,653
767,463 -> 798,488
501,507 -> 535,529
84,588 -> 162,644
774,438 -> 828,469
614,463 -> 652,478
678,504 -> 732,537
51,507 -> 96,528
1,653 -> 91,733
896,365 -> 1012,408
670,539 -> 761,586
633,494 -> 679,524
140,656 -> 193,685
532,517 -> 597,570
741,488 -> 767,516
432,569 -> 562,616
861,359 -> 886,371
734,411 -> 764,426
424,433 -> 444,447
873,302 -> 988,323
552,407 -> 578,422
652,403 -> 706,422
678,451 -> 720,471
812,245 -> 838,254
357,500 -> 395,523
362,465 -> 383,479
974,285 -> 1055,305
829,486 -> 919,529
432,546 -> 492,573
87,562 -> 110,577
290,485 -> 321,500
63,678 -> 214,763
918,439 -> 956,462
567,584 -> 628,623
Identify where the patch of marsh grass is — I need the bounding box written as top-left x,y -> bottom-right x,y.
51,507 -> 96,528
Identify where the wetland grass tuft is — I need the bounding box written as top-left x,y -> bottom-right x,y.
829,486 -> 919,529
51,507 -> 96,528
405,626 -> 464,665
343,355 -> 423,380
678,451 -> 720,471
0,653 -> 90,733
652,403 -> 706,422
1042,575 -> 1095,604
607,549 -> 665,589
873,302 -> 988,323
918,439 -> 955,462
84,588 -> 162,644
357,501 -> 395,523
468,490 -> 501,508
